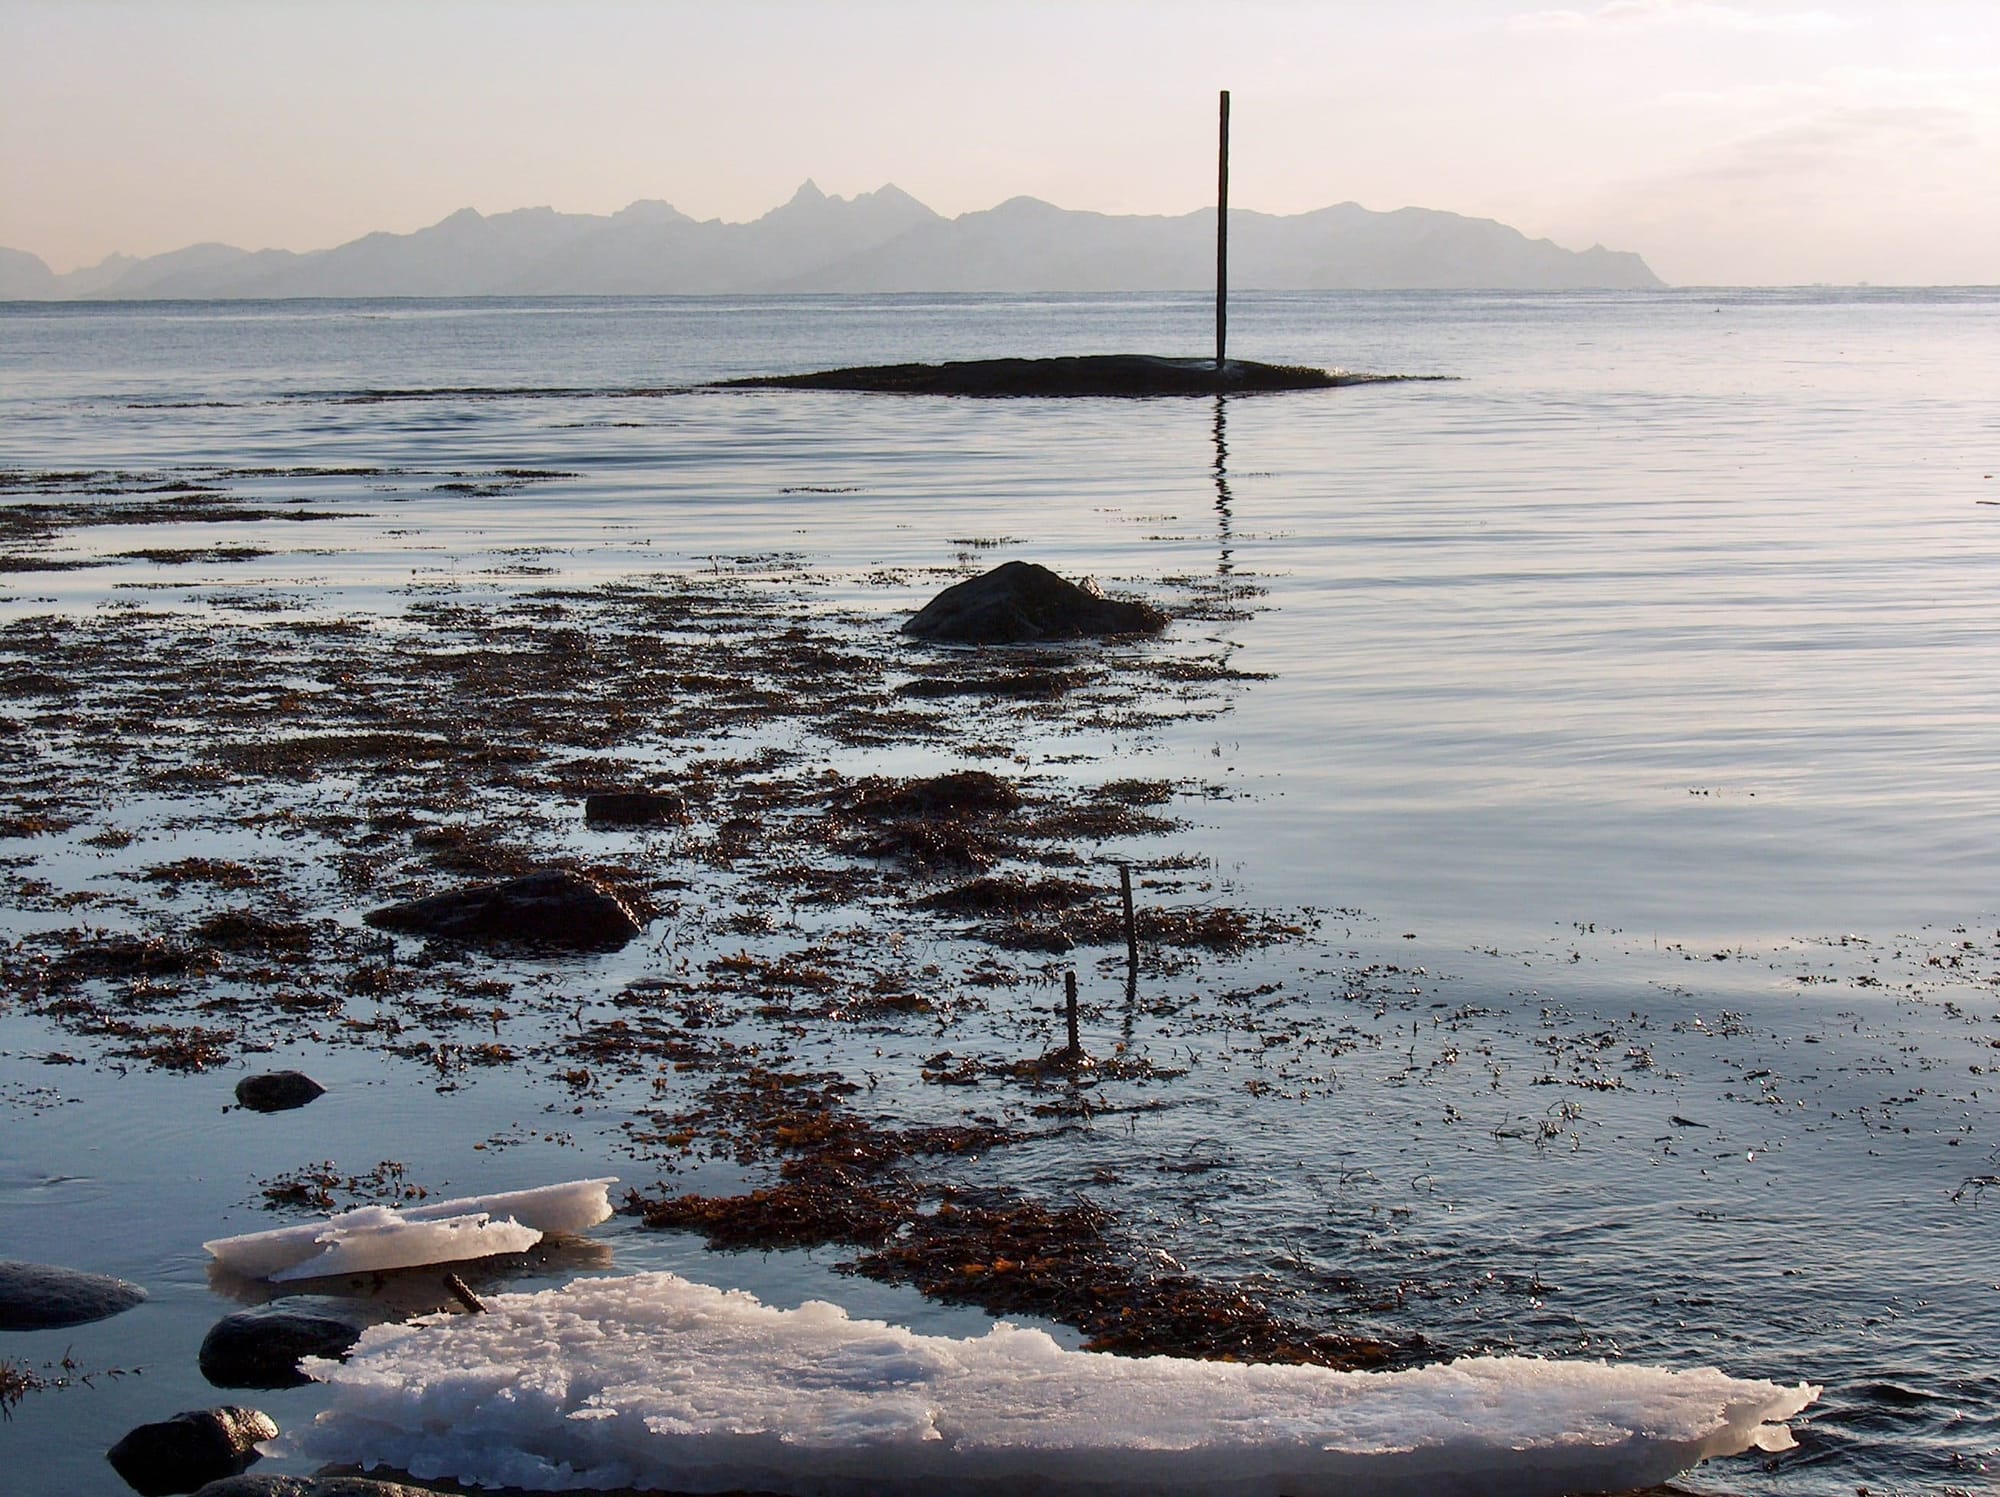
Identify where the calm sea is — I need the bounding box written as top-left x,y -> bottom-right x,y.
3,291 -> 1998,1495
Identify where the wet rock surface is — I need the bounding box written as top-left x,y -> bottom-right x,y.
716,353 -> 1358,397
903,561 -> 1168,645
583,789 -> 687,826
0,1258 -> 147,1330
198,1302 -> 367,1389
192,1480 -> 445,1497
232,1071 -> 325,1114
107,1406 -> 277,1496
364,868 -> 644,950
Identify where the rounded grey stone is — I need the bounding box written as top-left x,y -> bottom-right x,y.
0,1258 -> 147,1330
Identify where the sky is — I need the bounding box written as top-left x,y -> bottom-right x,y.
1,0 -> 1994,286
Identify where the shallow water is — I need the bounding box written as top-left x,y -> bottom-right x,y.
2,291 -> 1998,1496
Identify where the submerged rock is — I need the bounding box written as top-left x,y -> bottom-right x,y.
199,1302 -> 367,1389
364,868 -> 643,950
233,1071 -> 325,1114
904,561 -> 1168,645
0,1258 -> 147,1330
583,790 -> 687,826
107,1406 -> 277,1496
192,1480 -> 441,1497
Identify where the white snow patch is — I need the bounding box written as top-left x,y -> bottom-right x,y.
294,1269 -> 1818,1496
204,1177 -> 616,1281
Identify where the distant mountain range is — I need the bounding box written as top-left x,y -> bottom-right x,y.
0,182 -> 1663,299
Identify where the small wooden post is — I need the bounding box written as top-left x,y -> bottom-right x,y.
1120,864 -> 1139,977
443,1272 -> 488,1314
1216,88 -> 1230,371
1064,970 -> 1080,1055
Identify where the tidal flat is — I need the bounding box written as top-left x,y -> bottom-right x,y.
4,289 -> 1999,1496
1,461 -> 1993,1497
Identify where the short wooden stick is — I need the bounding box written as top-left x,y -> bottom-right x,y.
443,1272 -> 488,1314
1121,864 -> 1139,976
1065,970 -> 1080,1054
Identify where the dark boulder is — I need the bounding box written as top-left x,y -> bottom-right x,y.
107,1407 -> 277,1496
233,1071 -> 325,1114
198,1302 -> 366,1388
364,868 -> 644,950
583,790 -> 687,826
0,1258 -> 147,1330
903,561 -> 1168,645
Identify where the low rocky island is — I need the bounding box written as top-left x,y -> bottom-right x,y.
715,353 -> 1403,397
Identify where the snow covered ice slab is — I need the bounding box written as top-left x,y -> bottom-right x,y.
264,1210 -> 544,1283
295,1270 -> 1818,1497
204,1178 -> 616,1281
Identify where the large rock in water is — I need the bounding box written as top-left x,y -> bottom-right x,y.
199,1302 -> 368,1389
364,868 -> 643,950
903,561 -> 1168,645
233,1071 -> 325,1114
107,1407 -> 277,1496
0,1258 -> 147,1329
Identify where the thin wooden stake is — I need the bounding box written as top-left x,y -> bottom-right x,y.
1216,88 -> 1230,371
1064,970 -> 1080,1055
1120,864 -> 1139,978
443,1272 -> 488,1314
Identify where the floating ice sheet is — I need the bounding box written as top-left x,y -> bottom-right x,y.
204,1177 -> 616,1281
295,1270 -> 1817,1497
265,1210 -> 543,1283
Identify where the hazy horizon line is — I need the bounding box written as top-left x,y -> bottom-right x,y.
17,285 -> 2000,304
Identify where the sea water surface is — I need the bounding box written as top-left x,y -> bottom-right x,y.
2,290 -> 1998,1496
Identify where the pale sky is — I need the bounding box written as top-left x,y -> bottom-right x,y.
2,0 -> 1995,286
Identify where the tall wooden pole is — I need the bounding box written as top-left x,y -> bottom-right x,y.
1215,89 -> 1230,370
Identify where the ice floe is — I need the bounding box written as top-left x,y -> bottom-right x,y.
203,1177 -> 616,1282
294,1269 -> 1817,1496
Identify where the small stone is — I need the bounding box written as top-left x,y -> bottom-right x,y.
583,790 -> 686,827
0,1258 -> 147,1330
199,1302 -> 366,1388
364,867 -> 644,950
903,561 -> 1168,645
233,1071 -> 326,1114
107,1407 -> 277,1497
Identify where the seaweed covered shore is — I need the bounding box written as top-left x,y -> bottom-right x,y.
6,455 -> 2000,1497
0,462 -> 1416,1377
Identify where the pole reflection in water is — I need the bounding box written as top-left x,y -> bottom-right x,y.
1212,395 -> 1233,577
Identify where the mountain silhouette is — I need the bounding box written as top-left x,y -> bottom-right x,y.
4,185 -> 1662,298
